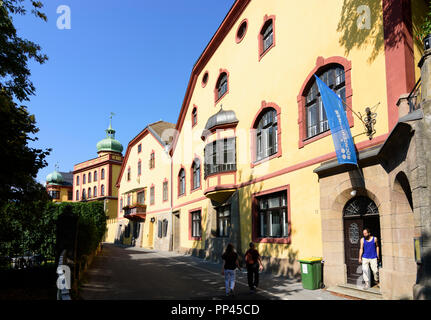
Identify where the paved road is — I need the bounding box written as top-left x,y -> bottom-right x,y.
79,243 -> 345,300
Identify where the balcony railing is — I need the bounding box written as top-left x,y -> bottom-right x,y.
408,78 -> 422,113
123,203 -> 146,217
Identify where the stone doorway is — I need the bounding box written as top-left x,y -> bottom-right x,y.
343,196 -> 380,286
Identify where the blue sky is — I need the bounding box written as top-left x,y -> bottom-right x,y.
12,0 -> 235,184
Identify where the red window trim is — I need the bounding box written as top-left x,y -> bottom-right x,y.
258,15 -> 276,62
190,155 -> 202,193
250,101 -> 282,168
201,71 -> 209,88
235,18 -> 248,44
297,56 -> 354,149
188,207 -> 202,241
191,105 -> 198,128
177,166 -> 186,198
214,68 -> 229,105
162,178 -> 169,203
252,185 -> 291,244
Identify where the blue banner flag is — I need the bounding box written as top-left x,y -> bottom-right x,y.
314,74 -> 357,165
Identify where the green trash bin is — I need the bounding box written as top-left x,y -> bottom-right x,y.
298,257 -> 322,290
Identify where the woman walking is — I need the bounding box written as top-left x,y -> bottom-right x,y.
221,243 -> 241,297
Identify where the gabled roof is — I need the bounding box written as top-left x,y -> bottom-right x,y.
116,121 -> 175,188
169,0 -> 251,156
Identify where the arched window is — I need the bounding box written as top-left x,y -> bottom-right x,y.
101,185 -> 105,196
94,186 -> 97,197
88,172 -> 92,183
138,160 -> 142,176
76,190 -> 79,201
259,16 -> 275,59
254,108 -> 278,161
178,168 -> 185,196
76,176 -> 80,186
192,106 -> 198,127
94,170 -> 98,181
215,72 -> 228,101
88,187 -> 91,198
101,168 -> 105,180
83,174 -> 86,184
82,189 -> 86,200
192,159 -> 201,190
304,64 -> 345,138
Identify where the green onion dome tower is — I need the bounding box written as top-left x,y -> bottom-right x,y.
46,169 -> 64,185
96,115 -> 123,155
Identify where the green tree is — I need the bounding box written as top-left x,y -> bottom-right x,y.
0,0 -> 50,204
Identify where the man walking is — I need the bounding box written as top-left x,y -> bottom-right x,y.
358,228 -> 380,289
244,242 -> 263,293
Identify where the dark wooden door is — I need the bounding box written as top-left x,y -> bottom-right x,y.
344,217 -> 363,284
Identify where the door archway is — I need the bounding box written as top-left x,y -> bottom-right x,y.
343,196 -> 380,285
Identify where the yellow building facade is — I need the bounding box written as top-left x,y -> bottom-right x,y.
116,121 -> 175,249
45,170 -> 74,203
73,120 -> 124,243
117,0 -> 427,299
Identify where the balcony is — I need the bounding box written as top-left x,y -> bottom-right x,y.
123,203 -> 146,221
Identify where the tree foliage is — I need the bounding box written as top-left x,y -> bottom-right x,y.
0,201 -> 107,262
0,0 -> 50,204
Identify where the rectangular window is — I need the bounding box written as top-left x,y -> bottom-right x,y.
138,161 -> 141,176
67,191 -> 73,201
158,220 -> 162,238
138,144 -> 142,153
162,219 -> 168,238
217,205 -> 231,237
150,186 -> 155,205
150,153 -> 155,169
137,191 -> 145,204
204,138 -> 236,178
257,191 -> 289,238
49,190 -> 60,199
191,210 -> 202,238
163,181 -> 168,201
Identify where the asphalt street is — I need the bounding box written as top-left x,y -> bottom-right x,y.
79,243 -> 345,300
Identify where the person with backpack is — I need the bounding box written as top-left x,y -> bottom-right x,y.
244,242 -> 263,293
221,243 -> 241,296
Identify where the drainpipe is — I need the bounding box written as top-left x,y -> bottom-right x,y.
164,145 -> 174,251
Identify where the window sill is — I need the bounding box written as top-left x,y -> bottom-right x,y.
251,151 -> 282,168
190,186 -> 202,193
258,43 -> 275,62
204,169 -> 237,180
190,236 -> 202,241
253,237 -> 291,244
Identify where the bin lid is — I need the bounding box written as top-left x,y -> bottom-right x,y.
298,257 -> 322,263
